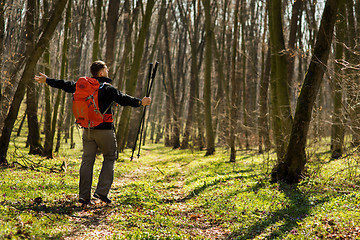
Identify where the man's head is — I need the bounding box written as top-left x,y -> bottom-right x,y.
90,60 -> 109,78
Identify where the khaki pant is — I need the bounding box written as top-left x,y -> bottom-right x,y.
79,129 -> 118,200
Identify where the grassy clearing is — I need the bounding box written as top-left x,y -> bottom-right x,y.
1,137 -> 360,239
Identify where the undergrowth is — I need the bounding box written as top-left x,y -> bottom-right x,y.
1,136 -> 360,239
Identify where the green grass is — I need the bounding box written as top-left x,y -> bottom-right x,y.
1,136 -> 360,239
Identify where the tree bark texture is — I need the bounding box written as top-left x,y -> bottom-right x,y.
271,0 -> 340,183
42,0 -> 54,158
105,0 -> 120,73
268,0 -> 293,159
25,0 -> 43,155
55,0 -> 71,153
0,0 -> 4,103
126,35 -> 149,149
287,0 -> 302,105
162,12 -> 181,149
258,47 -> 271,153
92,0 -> 102,61
229,0 -> 240,162
345,0 -> 360,146
330,0 -> 345,159
43,51 -> 53,157
202,0 -> 215,156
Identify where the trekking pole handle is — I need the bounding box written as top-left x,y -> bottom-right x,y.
147,62 -> 159,97
145,63 -> 153,97
151,62 -> 159,79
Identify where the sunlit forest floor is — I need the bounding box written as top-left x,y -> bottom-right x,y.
1,130 -> 360,239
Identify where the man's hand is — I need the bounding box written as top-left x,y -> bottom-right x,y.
141,97 -> 151,106
34,72 -> 48,83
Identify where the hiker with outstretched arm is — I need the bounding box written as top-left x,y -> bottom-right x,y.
34,60 -> 151,205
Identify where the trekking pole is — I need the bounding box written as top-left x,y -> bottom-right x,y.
130,63 -> 152,161
130,62 -> 159,160
137,62 -> 158,157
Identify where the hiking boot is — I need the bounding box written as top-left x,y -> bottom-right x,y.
94,192 -> 111,203
78,198 -> 90,205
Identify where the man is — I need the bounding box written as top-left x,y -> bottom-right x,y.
34,60 -> 151,204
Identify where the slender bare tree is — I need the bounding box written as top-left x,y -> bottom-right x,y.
202,0 -> 215,156
0,0 -> 69,166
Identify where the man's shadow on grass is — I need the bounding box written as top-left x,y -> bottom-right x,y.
226,183 -> 329,240
10,197 -> 111,230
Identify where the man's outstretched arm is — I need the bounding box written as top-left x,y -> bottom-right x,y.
34,72 -> 76,93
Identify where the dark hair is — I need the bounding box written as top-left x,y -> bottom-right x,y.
90,60 -> 106,77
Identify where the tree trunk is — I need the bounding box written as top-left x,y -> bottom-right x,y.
55,1 -> 71,152
55,91 -> 66,152
149,63 -> 163,143
330,0 -> 345,159
42,47 -> 53,157
114,0 -> 137,146
196,41 -> 206,150
268,0 -> 293,159
181,42 -> 198,149
140,0 -> 166,147
211,0 -> 231,150
63,94 -> 72,144
271,0 -> 340,183
213,29 -> 231,148
25,0 -> 43,155
257,2 -> 271,153
116,0 -> 155,152
229,0 -> 240,162
241,1 -> 249,150
0,0 -> 4,103
0,0 -> 68,166
126,35 -> 149,149
179,0 -> 201,149
164,91 -> 171,147
175,24 -> 187,122
92,0 -> 102,61
162,10 -> 181,149
202,0 -> 215,156
55,0 -> 71,153
305,0 -> 318,50
17,113 -> 27,137
42,0 -> 61,157
115,0 -> 138,89
345,0 -> 360,146
356,0 -> 360,35
287,0 -> 302,109
258,47 -> 271,153
246,0 -> 260,146
105,0 -> 120,73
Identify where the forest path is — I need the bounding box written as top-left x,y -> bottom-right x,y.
64,161 -> 230,239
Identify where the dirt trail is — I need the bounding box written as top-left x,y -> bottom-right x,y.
64,164 -> 230,239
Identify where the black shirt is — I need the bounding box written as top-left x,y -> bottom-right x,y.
46,76 -> 142,129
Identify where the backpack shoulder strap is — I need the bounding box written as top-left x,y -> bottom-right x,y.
99,82 -> 111,89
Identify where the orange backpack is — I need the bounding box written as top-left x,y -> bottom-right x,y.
72,77 -> 112,128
